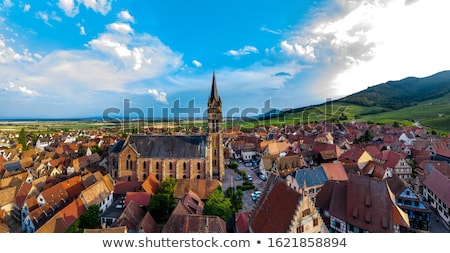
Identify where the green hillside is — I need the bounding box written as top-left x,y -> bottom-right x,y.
248,70 -> 450,134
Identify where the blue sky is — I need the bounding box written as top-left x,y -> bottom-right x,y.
1,0 -> 450,119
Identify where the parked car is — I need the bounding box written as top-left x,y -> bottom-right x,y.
246,174 -> 253,181
258,174 -> 267,181
251,192 -> 261,201
235,175 -> 243,181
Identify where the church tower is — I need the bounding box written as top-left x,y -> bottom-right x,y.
207,71 -> 225,180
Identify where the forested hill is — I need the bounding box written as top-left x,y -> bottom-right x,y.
338,70 -> 450,109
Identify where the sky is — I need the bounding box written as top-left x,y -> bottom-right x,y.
1,0 -> 450,119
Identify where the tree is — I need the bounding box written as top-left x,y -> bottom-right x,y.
18,127 -> 30,150
204,188 -> 233,221
80,204 -> 100,229
160,177 -> 177,196
148,177 -> 177,223
148,193 -> 174,223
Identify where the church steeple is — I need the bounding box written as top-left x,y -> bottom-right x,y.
208,71 -> 222,133
206,71 -> 224,181
209,71 -> 221,103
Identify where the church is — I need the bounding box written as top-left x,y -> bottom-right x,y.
116,72 -> 225,182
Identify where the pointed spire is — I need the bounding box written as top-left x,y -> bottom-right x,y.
209,70 -> 220,103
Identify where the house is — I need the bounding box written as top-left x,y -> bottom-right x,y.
321,162 -> 348,182
234,211 -> 250,233
361,161 -> 393,180
263,140 -> 291,156
35,197 -> 86,233
386,176 -> 431,232
339,147 -> 372,170
173,178 -> 221,200
248,176 -> 325,233
312,143 -> 344,163
430,141 -> 450,163
162,214 -> 227,233
112,200 -> 158,233
273,155 -> 305,177
422,169 -> 450,227
84,226 -> 128,233
162,190 -> 207,232
22,175 -> 83,232
141,174 -> 159,195
286,166 -> 328,203
315,173 -> 410,233
79,173 -> 114,214
124,192 -> 151,208
373,150 -> 412,180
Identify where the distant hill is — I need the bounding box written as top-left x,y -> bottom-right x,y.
252,70 -> 450,133
338,70 -> 450,109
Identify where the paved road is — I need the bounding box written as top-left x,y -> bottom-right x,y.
222,162 -> 267,213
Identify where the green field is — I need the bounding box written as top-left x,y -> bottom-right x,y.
1,93 -> 449,135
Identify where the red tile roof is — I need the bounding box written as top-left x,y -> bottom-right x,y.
321,162 -> 348,181
316,174 -> 409,232
124,192 -> 151,207
249,177 -> 299,233
162,214 -> 227,233
423,169 -> 450,207
235,211 -> 250,233
173,179 -> 221,200
14,182 -> 32,208
432,141 -> 450,158
141,174 -> 159,194
114,180 -> 142,195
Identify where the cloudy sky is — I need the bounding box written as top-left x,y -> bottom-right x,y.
0,0 -> 449,119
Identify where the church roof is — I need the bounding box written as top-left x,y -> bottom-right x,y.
126,134 -> 207,159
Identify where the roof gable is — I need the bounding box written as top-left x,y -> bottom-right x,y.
249,177 -> 299,233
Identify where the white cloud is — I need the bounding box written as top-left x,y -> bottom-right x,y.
3,0 -> 12,7
282,0 -> 450,98
148,88 -> 168,104
280,40 -> 315,61
107,22 -> 134,34
260,26 -> 281,35
79,25 -> 86,35
79,0 -> 112,15
118,10 -> 135,23
57,0 -> 78,17
57,0 -> 112,16
192,60 -> 202,68
23,3 -> 30,12
0,39 -> 36,63
224,45 -> 259,57
36,11 -> 62,26
2,82 -> 40,96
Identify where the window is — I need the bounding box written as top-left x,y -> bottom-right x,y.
170,162 -> 173,170
156,162 -> 159,170
302,208 -> 311,217
197,162 -> 201,170
313,218 -> 319,226
183,162 -> 186,170
143,161 -> 146,169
